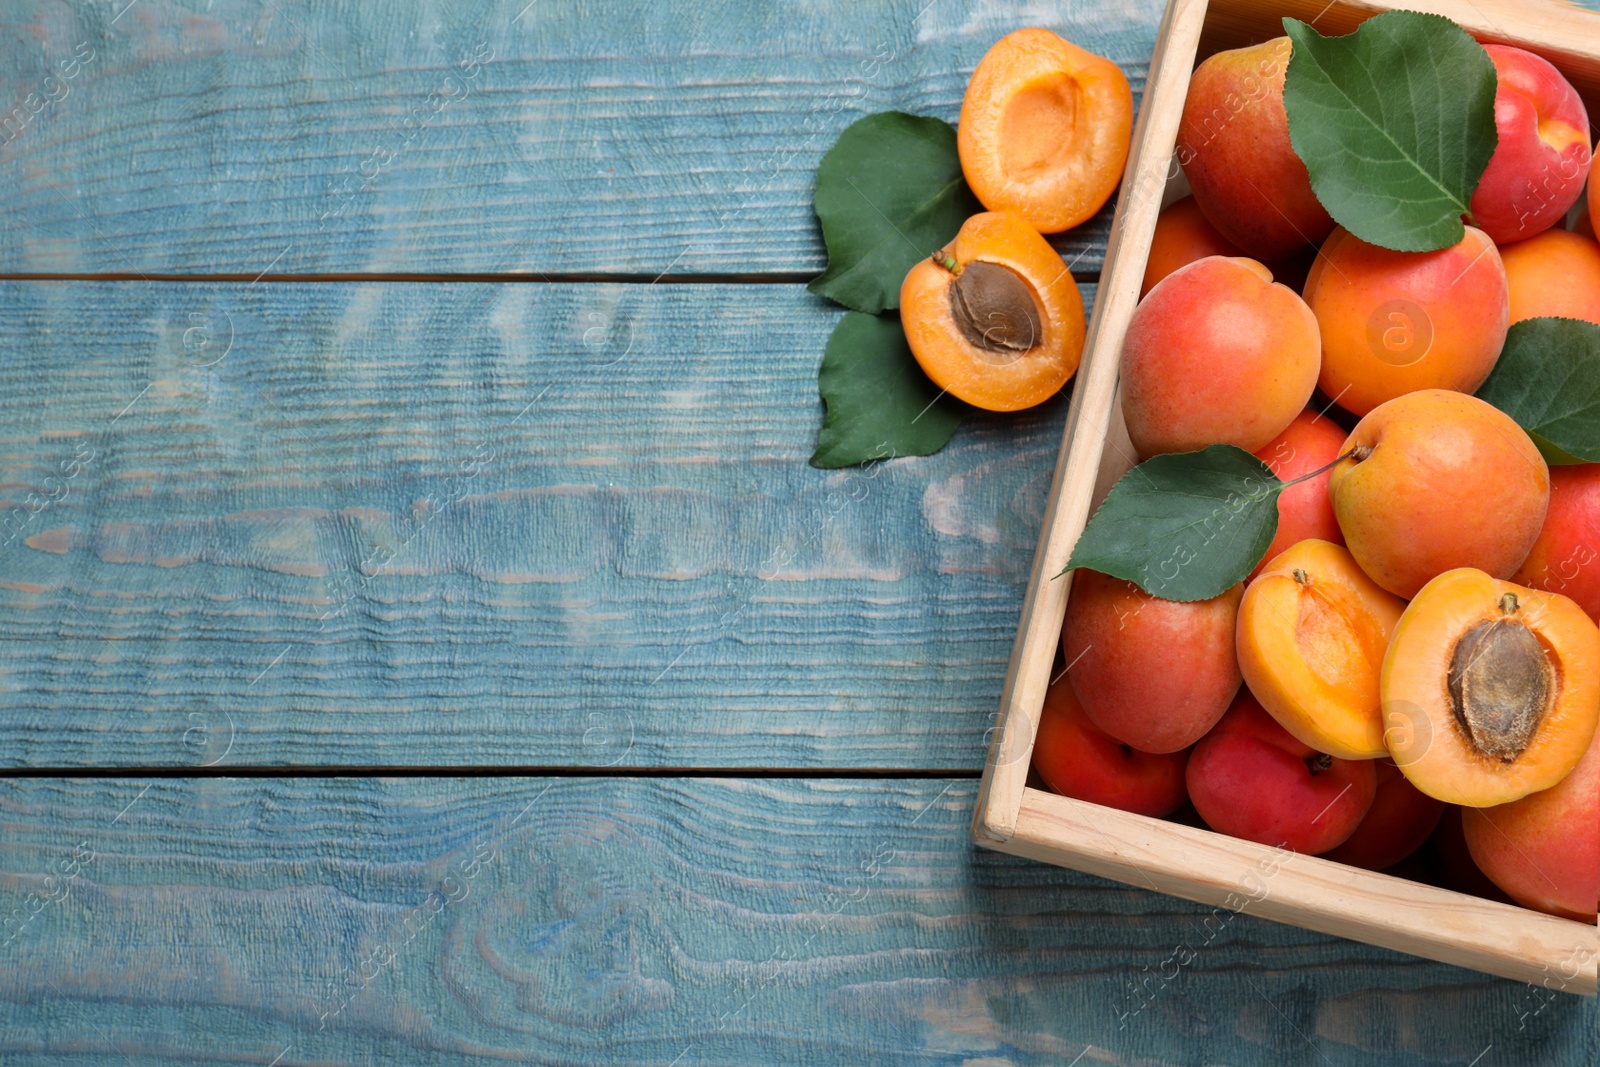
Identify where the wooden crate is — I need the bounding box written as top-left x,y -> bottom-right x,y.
972,0 -> 1600,994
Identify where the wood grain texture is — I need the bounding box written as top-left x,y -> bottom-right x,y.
0,280 -> 1083,769
1,776 -> 1595,1065
0,0 -> 1169,277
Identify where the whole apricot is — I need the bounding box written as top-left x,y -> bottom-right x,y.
1061,569 -> 1242,754
1512,463 -> 1600,623
1031,675 -> 1190,818
1499,228 -> 1600,325
1383,568 -> 1600,807
901,211 -> 1086,411
1186,690 -> 1377,854
1304,226 -> 1509,417
1463,730 -> 1598,921
1238,539 -> 1407,760
958,28 -> 1133,234
1329,390 -> 1549,599
1324,760 -> 1446,872
1142,196 -> 1242,297
1249,410 -> 1347,580
1120,256 -> 1320,457
1177,37 -> 1335,260
1469,45 -> 1593,245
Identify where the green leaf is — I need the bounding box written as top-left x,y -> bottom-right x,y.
1064,446 -> 1283,602
810,311 -> 966,468
1475,317 -> 1600,463
808,112 -> 982,314
1283,11 -> 1498,252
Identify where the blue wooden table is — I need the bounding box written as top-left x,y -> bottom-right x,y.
0,1 -> 1595,1063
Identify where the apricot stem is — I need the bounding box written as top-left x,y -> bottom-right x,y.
1498,592 -> 1519,615
1276,447 -> 1364,492
1292,568 -> 1308,585
1307,753 -> 1333,775
931,251 -> 960,274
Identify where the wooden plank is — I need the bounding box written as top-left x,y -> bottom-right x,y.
0,279 -> 1084,769
0,0 -> 1172,277
1,776 -> 1594,1065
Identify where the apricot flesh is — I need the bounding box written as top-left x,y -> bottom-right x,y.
1120,255 -> 1320,457
1328,390 -> 1549,600
958,28 -> 1133,234
1463,730 -> 1598,921
1304,226 -> 1509,417
1499,228 -> 1600,326
1512,463 -> 1600,623
1178,37 -> 1334,261
1186,690 -> 1376,854
1249,410 -> 1347,581
1031,675 -> 1190,818
1061,569 -> 1242,754
901,211 -> 1085,412
1238,539 -> 1406,760
1382,568 -> 1600,807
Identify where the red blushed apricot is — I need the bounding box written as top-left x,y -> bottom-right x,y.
1305,226 -> 1509,417
958,28 -> 1133,234
901,211 -> 1086,412
1032,675 -> 1190,817
1238,539 -> 1407,760
1325,760 -> 1446,871
1178,37 -> 1334,261
1120,256 -> 1320,457
1383,568 -> 1600,807
1186,690 -> 1377,854
1249,410 -> 1347,580
1142,196 -> 1243,297
1329,390 -> 1549,600
1499,228 -> 1600,325
1513,464 -> 1600,623
1463,730 -> 1598,921
1061,569 -> 1243,754
1470,45 -> 1592,245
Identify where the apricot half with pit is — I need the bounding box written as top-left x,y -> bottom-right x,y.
901,211 -> 1086,411
1382,568 -> 1600,807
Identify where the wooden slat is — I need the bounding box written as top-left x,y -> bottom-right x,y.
0,0 -> 1173,277
2,776 -> 1594,1064
0,280 -> 1086,769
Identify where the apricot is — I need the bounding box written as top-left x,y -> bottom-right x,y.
1186,690 -> 1377,854
1469,45 -> 1593,245
1329,390 -> 1549,599
1428,806 -> 1516,904
1499,228 -> 1600,326
1463,730 -> 1598,921
1325,760 -> 1446,872
901,211 -> 1086,411
957,28 -> 1133,234
1383,568 -> 1600,807
1304,226 -> 1509,417
1032,674 -> 1190,817
1177,37 -> 1335,261
1141,196 -> 1242,297
1238,539 -> 1406,760
1061,569 -> 1242,754
1590,145 -> 1599,235
1249,410 -> 1347,581
1513,463 -> 1600,623
1120,256 -> 1320,457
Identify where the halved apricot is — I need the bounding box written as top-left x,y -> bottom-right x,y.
1383,568 -> 1600,807
901,211 -> 1085,411
957,28 -> 1132,234
1238,539 -> 1407,759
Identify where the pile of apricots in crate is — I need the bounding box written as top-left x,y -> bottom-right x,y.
917,26 -> 1599,922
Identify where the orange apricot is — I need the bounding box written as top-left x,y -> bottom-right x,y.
1499,228 -> 1600,325
1382,568 -> 1600,807
1249,410 -> 1347,581
1120,256 -> 1320,457
1329,390 -> 1549,600
1238,539 -> 1407,759
957,28 -> 1133,234
1304,226 -> 1509,417
1142,196 -> 1243,297
901,211 -> 1085,412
